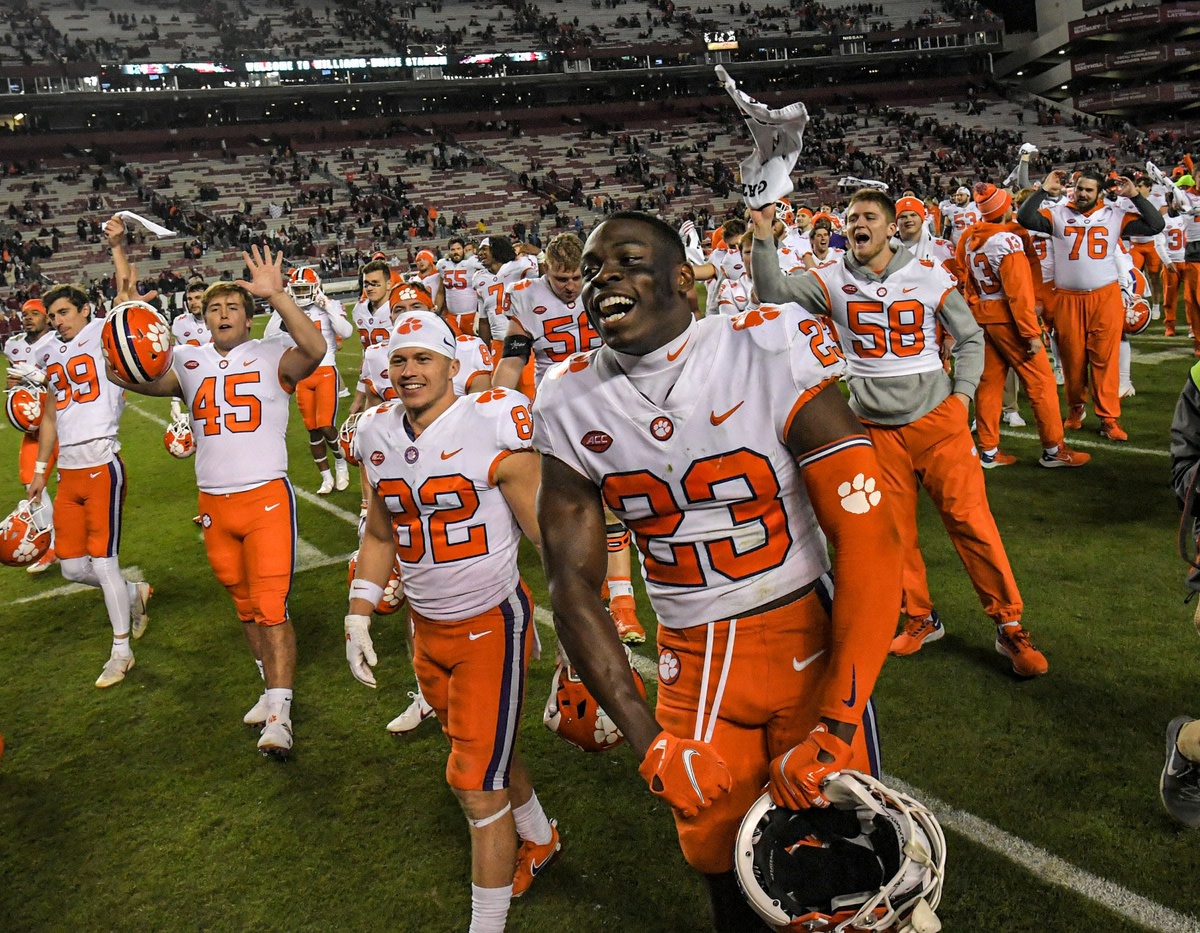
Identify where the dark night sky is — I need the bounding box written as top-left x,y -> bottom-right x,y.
985,0 -> 1038,32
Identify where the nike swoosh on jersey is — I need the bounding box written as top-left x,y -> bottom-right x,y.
440,448 -> 463,460
793,650 -> 825,672
243,358 -> 258,366
264,503 -> 280,512
666,337 -> 690,362
841,665 -> 857,707
468,630 -> 491,640
903,286 -> 919,293
709,401 -> 744,426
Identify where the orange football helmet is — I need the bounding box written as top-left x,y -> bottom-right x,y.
338,413 -> 362,466
0,499 -> 53,568
543,646 -> 647,752
1124,267 -> 1151,335
287,267 -> 321,306
5,384 -> 44,434
101,300 -> 172,384
346,550 -> 406,615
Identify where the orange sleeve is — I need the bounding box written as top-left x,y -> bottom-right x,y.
998,251 -> 1040,338
797,437 -> 901,726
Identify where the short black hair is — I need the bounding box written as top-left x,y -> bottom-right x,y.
603,211 -> 685,265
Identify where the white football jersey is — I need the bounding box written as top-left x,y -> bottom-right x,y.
437,256 -> 484,316
716,275 -> 755,315
173,339 -> 292,494
359,334 -> 493,401
5,328 -> 55,369
354,389 -> 535,621
171,313 -> 211,347
533,308 -> 847,630
506,277 -> 601,388
475,256 -> 538,343
39,318 -> 125,468
806,256 -> 951,379
1163,213 -> 1188,263
1035,199 -> 1146,290
352,297 -> 393,350
943,203 -> 981,245
898,229 -> 956,279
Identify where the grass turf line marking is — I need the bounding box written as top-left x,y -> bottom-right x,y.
128,402 -> 1193,928
1000,427 -> 1167,459
883,774 -> 1200,933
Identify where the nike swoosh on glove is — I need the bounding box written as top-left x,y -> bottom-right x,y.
638,730 -> 732,819
679,219 -> 706,266
344,613 -> 378,687
769,723 -> 853,810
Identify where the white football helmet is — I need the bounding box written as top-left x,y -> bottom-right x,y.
0,498 -> 53,568
734,771 -> 945,933
287,267 -> 321,307
338,413 -> 362,466
163,412 -> 196,459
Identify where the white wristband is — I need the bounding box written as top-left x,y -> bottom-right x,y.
349,579 -> 384,608
34,461 -> 48,475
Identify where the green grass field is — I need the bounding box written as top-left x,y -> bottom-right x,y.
3,323 -> 1200,932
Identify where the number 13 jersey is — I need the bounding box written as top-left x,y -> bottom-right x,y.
533,306 -> 846,630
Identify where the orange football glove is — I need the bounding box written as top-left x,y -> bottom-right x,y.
769,723 -> 853,810
638,730 -> 732,819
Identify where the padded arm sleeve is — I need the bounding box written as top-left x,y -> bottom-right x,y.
797,437 -> 902,726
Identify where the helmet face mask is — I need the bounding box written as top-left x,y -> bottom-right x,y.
163,412 -> 196,458
735,771 -> 945,933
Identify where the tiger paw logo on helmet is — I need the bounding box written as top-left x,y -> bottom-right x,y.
102,301 -> 173,385
5,385 -> 44,434
0,499 -> 52,568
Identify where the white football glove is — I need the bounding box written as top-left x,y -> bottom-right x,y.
344,613 -> 378,687
169,397 -> 184,418
679,220 -> 705,265
1019,142 -> 1039,157
8,362 -> 46,386
1145,159 -> 1173,190
717,65 -> 807,209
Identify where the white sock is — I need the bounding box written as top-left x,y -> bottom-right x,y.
1043,445 -> 1060,457
512,791 -> 553,846
468,884 -> 512,933
112,636 -> 132,658
607,579 -> 634,599
982,447 -> 998,458
320,469 -> 333,482
998,621 -> 1020,634
92,557 -> 132,638
1119,340 -> 1131,385
265,687 -> 293,721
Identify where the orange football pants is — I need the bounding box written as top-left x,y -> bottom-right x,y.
866,395 -> 1023,626
1163,265 -> 1182,328
54,457 -> 126,559
1183,264 -> 1200,351
198,478 -> 295,625
18,433 -> 57,486
411,581 -> 533,793
1054,282 -> 1123,420
1130,241 -> 1162,276
446,311 -> 477,339
654,588 -> 882,875
295,364 -> 339,430
975,317 -> 1065,451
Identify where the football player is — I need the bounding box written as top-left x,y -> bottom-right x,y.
106,244 -> 325,757
535,212 -> 902,932
751,190 -> 1051,678
1018,169 -> 1164,441
434,236 -> 484,337
956,183 -> 1088,469
171,281 -> 210,346
280,266 -> 355,495
4,296 -> 59,573
27,276 -> 151,688
494,233 -> 648,645
345,311 -> 558,929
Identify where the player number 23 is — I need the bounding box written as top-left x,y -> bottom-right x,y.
601,450 -> 792,587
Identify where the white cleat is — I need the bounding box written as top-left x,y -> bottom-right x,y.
258,715 -> 293,758
1002,410 -> 1027,428
334,459 -> 350,491
96,652 -> 135,688
129,582 -> 152,640
386,690 -> 436,735
1119,383 -> 1136,399
317,474 -> 335,496
244,692 -> 270,727
26,547 -> 56,574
